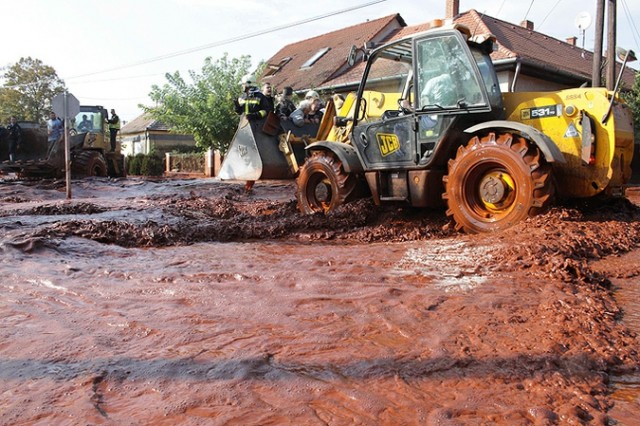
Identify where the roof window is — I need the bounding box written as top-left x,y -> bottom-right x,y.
300,47 -> 331,69
263,57 -> 292,77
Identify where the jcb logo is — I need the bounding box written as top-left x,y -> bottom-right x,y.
376,133 -> 400,157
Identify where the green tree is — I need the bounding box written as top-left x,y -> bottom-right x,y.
623,72 -> 640,140
140,53 -> 252,154
0,57 -> 66,123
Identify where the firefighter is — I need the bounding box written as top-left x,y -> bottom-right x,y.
234,74 -> 270,120
233,74 -> 271,192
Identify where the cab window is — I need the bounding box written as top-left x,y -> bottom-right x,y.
415,35 -> 485,109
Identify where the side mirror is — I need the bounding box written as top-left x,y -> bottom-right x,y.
347,45 -> 357,67
602,46 -> 637,124
616,46 -> 637,63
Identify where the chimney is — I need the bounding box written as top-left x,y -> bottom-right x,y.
520,20 -> 534,31
566,36 -> 578,46
446,0 -> 460,19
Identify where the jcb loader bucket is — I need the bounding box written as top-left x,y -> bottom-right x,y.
219,115 -> 294,181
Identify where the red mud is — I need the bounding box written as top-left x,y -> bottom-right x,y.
0,177 -> 638,425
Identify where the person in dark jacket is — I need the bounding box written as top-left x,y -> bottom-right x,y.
234,74 -> 271,121
261,82 -> 275,113
276,86 -> 296,120
7,116 -> 22,162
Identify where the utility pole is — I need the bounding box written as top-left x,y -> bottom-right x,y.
606,0 -> 617,90
63,91 -> 71,199
592,0 -> 604,87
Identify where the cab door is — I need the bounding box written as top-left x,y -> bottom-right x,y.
350,37 -> 419,170
352,109 -> 418,170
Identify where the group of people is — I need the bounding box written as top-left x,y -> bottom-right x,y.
2,108 -> 121,163
48,109 -> 120,151
233,74 -> 341,192
0,115 -> 60,163
234,74 -> 347,131
2,112 -> 62,162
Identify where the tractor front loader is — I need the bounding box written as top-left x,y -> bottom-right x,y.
0,105 -> 126,179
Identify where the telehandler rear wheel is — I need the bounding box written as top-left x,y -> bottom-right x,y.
443,132 -> 554,233
71,151 -> 108,178
296,150 -> 358,214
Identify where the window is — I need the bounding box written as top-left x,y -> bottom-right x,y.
300,47 -> 331,69
415,35 -> 484,109
263,57 -> 292,78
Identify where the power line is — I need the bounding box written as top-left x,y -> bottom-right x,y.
538,0 -> 563,30
523,0 -> 535,22
620,0 -> 640,51
77,95 -> 148,102
71,72 -> 166,85
495,0 -> 508,18
66,0 -> 389,81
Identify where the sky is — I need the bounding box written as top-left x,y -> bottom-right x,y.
3,0 -> 639,124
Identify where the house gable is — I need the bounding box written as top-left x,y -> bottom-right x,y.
120,114 -> 170,135
120,113 -> 195,156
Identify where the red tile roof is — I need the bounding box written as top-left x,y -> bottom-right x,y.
457,10 -> 595,82
262,9 -> 636,95
262,14 -> 405,93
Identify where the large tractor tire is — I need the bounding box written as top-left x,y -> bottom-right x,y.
71,150 -> 108,178
106,153 -> 127,178
296,150 -> 360,214
443,132 -> 555,233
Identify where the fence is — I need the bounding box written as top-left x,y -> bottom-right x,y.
164,149 -> 222,177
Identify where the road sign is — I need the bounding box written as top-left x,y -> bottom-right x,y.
52,92 -> 80,118
52,92 -> 80,200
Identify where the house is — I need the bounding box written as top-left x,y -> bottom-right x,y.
261,0 -> 635,97
119,114 -> 196,157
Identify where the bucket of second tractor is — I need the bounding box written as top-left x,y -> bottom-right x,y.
219,115 -> 296,181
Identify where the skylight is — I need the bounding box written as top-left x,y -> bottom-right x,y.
300,47 -> 331,69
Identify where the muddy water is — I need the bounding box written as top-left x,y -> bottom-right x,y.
592,246 -> 640,424
0,239 -> 499,425
1,177 -> 639,425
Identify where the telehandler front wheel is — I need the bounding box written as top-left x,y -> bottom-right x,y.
296,150 -> 359,214
443,132 -> 555,233
71,151 -> 108,178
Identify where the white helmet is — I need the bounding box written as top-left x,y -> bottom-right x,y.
241,74 -> 257,86
305,90 -> 320,100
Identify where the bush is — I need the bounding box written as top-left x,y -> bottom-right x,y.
127,153 -> 145,175
127,153 -> 164,176
140,153 -> 164,176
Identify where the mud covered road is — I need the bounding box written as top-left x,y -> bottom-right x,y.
0,177 -> 639,425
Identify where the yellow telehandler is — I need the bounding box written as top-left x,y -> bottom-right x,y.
220,23 -> 634,233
